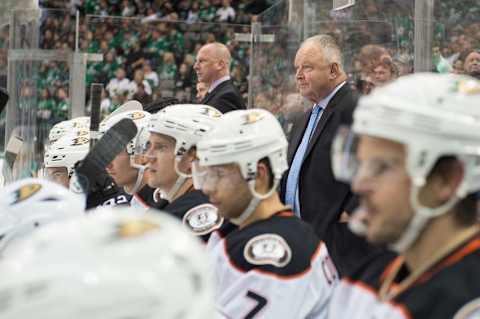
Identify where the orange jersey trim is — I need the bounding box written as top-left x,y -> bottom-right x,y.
418,237 -> 480,284
343,278 -> 413,319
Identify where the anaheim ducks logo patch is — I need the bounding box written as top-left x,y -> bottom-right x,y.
453,297 -> 480,319
115,219 -> 159,239
130,111 -> 146,120
75,129 -> 89,137
200,107 -> 222,118
242,111 -> 264,125
71,136 -> 89,146
183,204 -> 223,236
453,79 -> 480,95
244,234 -> 292,267
11,183 -> 42,204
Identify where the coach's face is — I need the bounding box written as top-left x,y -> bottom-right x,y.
194,46 -> 219,85
294,42 -> 334,103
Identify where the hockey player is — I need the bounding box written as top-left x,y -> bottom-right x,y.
44,132 -> 90,188
100,109 -> 155,208
44,132 -> 132,209
328,73 -> 480,318
194,109 -> 338,318
0,207 -> 215,318
141,104 -> 224,239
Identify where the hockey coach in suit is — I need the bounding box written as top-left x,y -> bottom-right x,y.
281,34 -> 385,276
194,42 -> 245,113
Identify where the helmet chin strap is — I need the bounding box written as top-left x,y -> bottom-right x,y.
125,166 -> 145,195
161,176 -> 188,202
389,186 -> 460,253
174,159 -> 192,178
126,156 -> 148,195
230,178 -> 280,226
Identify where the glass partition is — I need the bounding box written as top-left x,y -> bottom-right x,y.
0,23 -> 9,154
5,9 -> 73,181
2,0 -> 478,183
250,0 -> 477,134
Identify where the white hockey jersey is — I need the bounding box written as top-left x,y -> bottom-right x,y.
208,210 -> 338,319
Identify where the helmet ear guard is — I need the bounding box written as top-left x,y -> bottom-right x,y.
240,151 -> 286,201
174,148 -> 197,178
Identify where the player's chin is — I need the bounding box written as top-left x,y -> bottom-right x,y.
110,175 -> 121,184
146,177 -> 161,189
216,204 -> 234,220
367,222 -> 398,246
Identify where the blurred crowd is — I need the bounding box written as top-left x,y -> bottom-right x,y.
0,0 -> 269,128
0,0 -> 479,138
250,0 -> 480,131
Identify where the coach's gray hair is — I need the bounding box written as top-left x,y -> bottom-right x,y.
301,35 -> 344,71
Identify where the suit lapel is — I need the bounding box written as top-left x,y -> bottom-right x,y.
201,80 -> 230,104
303,106 -> 334,160
201,91 -> 212,104
303,85 -> 349,160
287,110 -> 311,163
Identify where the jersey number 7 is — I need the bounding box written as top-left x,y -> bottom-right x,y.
244,290 -> 267,319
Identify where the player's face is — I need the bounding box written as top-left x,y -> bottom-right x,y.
294,42 -> 333,103
352,135 -> 413,245
145,133 -> 178,190
106,149 -> 138,189
201,163 -> 252,220
46,167 -> 69,188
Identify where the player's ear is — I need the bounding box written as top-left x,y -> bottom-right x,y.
178,147 -> 197,175
255,160 -> 272,193
424,157 -> 464,205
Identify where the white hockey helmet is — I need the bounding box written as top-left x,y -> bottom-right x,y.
146,104 -> 222,160
195,109 -> 288,225
44,133 -> 90,177
332,73 -> 480,252
0,208 -> 215,319
99,109 -> 151,156
48,116 -> 90,143
0,178 -> 85,255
